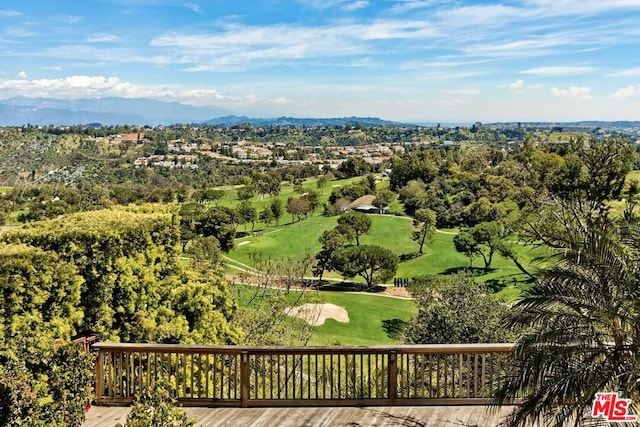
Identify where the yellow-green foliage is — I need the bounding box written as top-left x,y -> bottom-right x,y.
0,243 -> 84,360
3,209 -> 240,345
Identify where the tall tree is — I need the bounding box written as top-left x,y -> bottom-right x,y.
453,221 -> 507,271
313,228 -> 349,283
331,245 -> 398,289
4,209 -> 239,344
404,275 -> 512,344
494,226 -> 640,427
316,174 -> 327,195
0,243 -> 84,359
270,198 -> 284,226
178,202 -> 206,251
286,197 -> 311,223
373,189 -> 396,214
337,212 -> 372,246
196,207 -> 238,252
412,208 -> 437,254
398,180 -> 428,216
236,200 -> 257,233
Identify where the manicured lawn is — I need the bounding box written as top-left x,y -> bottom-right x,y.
5,209 -> 26,226
230,284 -> 417,346
226,212 -> 545,301
230,215 -> 339,265
230,214 -> 418,277
308,291 -> 416,346
215,176 -> 366,232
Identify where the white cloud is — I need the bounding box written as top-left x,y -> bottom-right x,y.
434,98 -> 465,106
520,66 -> 594,76
273,97 -> 294,105
56,15 -> 82,24
5,27 -> 36,38
183,3 -> 203,14
16,71 -> 27,79
508,79 -> 525,92
342,1 -> 369,11
296,0 -> 369,10
388,1 -> 440,14
86,33 -> 122,43
0,9 -> 21,17
0,75 -> 293,108
523,0 -> 640,17
464,36 -> 569,59
550,86 -> 592,99
607,67 -> 640,77
436,4 -> 524,27
0,76 -> 155,99
149,20 -> 440,70
610,85 -> 640,99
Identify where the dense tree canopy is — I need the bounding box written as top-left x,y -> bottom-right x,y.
404,275 -> 512,344
331,245 -> 398,288
3,208 -> 239,344
0,243 -> 83,359
337,212 -> 372,246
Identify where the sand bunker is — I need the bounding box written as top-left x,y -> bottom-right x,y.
285,303 -> 349,326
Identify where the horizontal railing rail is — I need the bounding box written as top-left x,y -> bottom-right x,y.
73,334 -> 100,353
92,343 -> 514,407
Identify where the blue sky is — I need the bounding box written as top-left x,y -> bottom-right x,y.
0,0 -> 639,122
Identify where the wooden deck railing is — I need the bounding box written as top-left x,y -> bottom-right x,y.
93,343 -> 513,407
73,334 -> 100,353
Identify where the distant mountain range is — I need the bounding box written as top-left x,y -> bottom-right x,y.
0,97 -> 232,126
201,115 -> 408,127
0,97 -> 409,127
1,96 -> 639,128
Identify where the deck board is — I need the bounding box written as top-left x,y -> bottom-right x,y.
83,405 -> 519,426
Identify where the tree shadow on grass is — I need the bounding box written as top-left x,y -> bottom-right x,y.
399,252 -> 422,262
382,318 -> 407,340
439,266 -> 491,276
485,278 -> 507,292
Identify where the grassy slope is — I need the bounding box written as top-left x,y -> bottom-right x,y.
230,284 -> 416,346
215,176 -> 364,231
309,292 -> 416,346
228,212 -> 545,300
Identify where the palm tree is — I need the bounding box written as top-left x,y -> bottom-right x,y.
493,226 -> 640,426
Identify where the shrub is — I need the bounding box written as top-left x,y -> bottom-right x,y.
0,342 -> 94,427
116,380 -> 196,427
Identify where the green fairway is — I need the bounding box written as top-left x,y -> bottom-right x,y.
231,214 -> 415,263
231,215 -> 339,265
308,291 -> 416,345
227,212 -> 544,299
215,176 -> 366,231
230,284 -> 416,346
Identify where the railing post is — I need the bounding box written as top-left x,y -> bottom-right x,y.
241,351 -> 249,408
95,350 -> 104,405
388,350 -> 397,405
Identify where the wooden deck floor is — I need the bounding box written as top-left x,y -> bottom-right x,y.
83,405 -> 519,426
